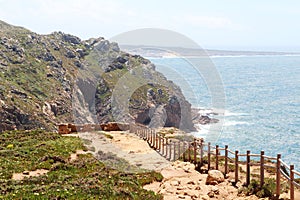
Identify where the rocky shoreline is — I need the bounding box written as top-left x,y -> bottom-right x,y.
191,108 -> 219,125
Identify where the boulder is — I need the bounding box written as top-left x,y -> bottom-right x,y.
201,195 -> 210,200
65,50 -> 76,58
100,122 -> 130,131
62,34 -> 81,45
207,191 -> 214,198
197,115 -> 219,125
206,170 -> 224,185
58,124 -> 71,134
211,186 -> 219,194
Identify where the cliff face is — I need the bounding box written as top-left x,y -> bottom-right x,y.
0,20 -> 195,132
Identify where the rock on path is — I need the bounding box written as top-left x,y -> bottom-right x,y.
143,161 -> 263,200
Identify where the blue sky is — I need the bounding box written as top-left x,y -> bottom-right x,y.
0,0 -> 300,52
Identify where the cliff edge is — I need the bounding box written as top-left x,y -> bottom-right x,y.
0,20 -> 195,132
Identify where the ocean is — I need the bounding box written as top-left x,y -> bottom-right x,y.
149,55 -> 300,168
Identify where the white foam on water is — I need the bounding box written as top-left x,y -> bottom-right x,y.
190,124 -> 211,139
223,121 -> 251,126
224,110 -> 249,116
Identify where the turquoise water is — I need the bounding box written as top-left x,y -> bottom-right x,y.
150,55 -> 300,167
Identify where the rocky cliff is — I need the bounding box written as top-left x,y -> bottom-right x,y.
0,20 -> 195,132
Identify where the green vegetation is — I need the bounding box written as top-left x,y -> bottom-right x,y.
238,178 -> 276,198
103,133 -> 113,139
130,85 -> 169,112
0,130 -> 163,199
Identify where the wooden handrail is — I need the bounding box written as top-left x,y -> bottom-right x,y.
248,154 -> 260,157
228,149 -> 236,155
262,155 -> 277,160
280,159 -> 290,169
264,164 -> 276,169
294,181 -> 300,189
280,169 -> 290,180
292,169 -> 300,176
249,162 -> 261,167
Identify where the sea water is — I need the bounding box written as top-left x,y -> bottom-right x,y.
149,55 -> 300,168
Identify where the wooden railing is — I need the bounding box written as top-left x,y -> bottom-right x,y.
129,124 -> 300,200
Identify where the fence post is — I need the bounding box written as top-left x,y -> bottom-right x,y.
208,142 -> 211,170
158,134 -> 161,151
149,130 -> 152,146
216,145 -> 219,170
225,145 -> 228,175
152,131 -> 154,147
276,154 -> 281,197
156,133 -> 159,150
246,150 -> 250,186
152,131 -> 155,147
161,137 -> 164,154
169,140 -> 172,160
188,142 -> 191,162
200,140 -> 203,167
162,138 -> 167,156
173,141 -> 176,161
194,138 -> 197,165
260,151 -> 264,187
154,131 -> 156,148
178,141 -> 181,160
151,130 -> 154,148
235,150 -> 239,183
290,165 -> 294,200
164,138 -> 167,157
183,142 -> 186,161
156,133 -> 158,150
153,131 -> 156,149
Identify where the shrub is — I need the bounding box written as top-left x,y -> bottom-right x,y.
257,178 -> 276,198
238,178 -> 276,198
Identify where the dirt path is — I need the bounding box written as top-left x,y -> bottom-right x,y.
67,131 -> 299,200
74,131 -> 171,171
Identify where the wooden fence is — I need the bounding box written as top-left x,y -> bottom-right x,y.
129,125 -> 300,200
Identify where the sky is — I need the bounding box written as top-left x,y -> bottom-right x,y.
0,0 -> 300,52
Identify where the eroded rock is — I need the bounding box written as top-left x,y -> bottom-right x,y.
206,170 -> 225,185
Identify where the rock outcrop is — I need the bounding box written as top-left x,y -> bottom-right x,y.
0,20 -> 196,132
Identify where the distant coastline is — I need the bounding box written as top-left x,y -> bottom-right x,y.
120,45 -> 300,58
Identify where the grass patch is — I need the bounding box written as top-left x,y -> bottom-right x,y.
104,133 -> 114,139
238,178 -> 276,198
0,130 -> 163,199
